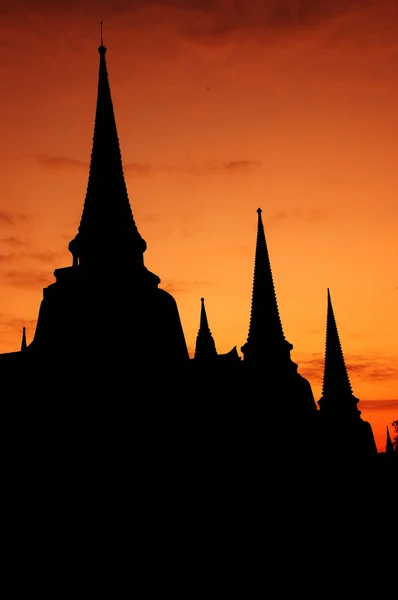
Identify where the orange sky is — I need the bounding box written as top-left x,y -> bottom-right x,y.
0,1 -> 397,451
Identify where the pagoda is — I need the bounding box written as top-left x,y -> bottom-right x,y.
24,38 -> 189,377
318,290 -> 377,462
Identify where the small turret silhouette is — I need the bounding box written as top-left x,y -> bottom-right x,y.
21,327 -> 27,352
194,298 -> 218,361
318,289 -> 360,416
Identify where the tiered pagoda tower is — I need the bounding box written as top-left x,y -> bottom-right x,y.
240,208 -> 317,464
318,290 -> 377,462
25,39 -> 189,376
194,298 -> 218,363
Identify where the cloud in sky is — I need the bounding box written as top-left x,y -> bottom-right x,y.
0,0 -> 396,73
32,154 -> 262,177
0,248 -> 66,267
1,270 -> 53,290
0,253 -> 15,264
0,314 -> 37,331
359,399 -> 398,411
298,353 -> 398,385
263,208 -> 333,228
0,236 -> 30,248
0,211 -> 30,228
160,279 -> 213,294
7,1 -> 389,38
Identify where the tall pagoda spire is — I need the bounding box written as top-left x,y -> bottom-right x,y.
68,31 -> 146,270
241,208 -> 293,363
385,426 -> 394,454
194,298 -> 217,361
318,289 -> 360,416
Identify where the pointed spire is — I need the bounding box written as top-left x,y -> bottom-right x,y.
68,36 -> 146,270
21,327 -> 27,351
318,289 -> 360,415
241,208 -> 292,362
194,298 -> 218,361
386,426 -> 394,454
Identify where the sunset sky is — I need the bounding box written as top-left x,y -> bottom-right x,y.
0,0 -> 396,450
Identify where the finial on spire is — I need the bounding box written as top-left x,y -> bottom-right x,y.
21,326 -> 27,352
99,21 -> 106,54
201,297 -> 204,303
257,208 -> 262,214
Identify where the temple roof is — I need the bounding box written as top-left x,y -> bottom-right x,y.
68,39 -> 146,269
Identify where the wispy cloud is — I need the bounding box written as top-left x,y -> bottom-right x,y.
32,154 -> 262,177
0,248 -> 66,266
28,250 -> 63,263
0,253 -> 15,263
160,279 -> 213,294
0,314 -> 37,331
1,270 -> 53,290
0,236 -> 30,248
34,154 -> 87,170
298,353 -> 398,384
131,159 -> 262,176
263,208 -> 332,229
0,211 -> 30,227
359,400 -> 398,411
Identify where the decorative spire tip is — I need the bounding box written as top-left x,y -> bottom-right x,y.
99,21 -> 106,54
257,208 -> 262,214
200,297 -> 204,302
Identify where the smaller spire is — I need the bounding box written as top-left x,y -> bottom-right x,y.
241,207 -> 291,362
319,289 -> 360,415
21,327 -> 27,351
100,21 -> 104,47
386,426 -> 394,455
194,298 -> 218,361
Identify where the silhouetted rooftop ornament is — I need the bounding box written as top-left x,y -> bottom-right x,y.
386,426 -> 394,454
194,297 -> 218,361
21,327 -> 27,352
318,289 -> 360,416
68,35 -> 146,270
241,208 -> 293,361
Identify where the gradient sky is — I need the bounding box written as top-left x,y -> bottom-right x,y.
0,0 -> 397,450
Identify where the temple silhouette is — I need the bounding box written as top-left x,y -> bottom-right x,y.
1,39 -> 397,576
